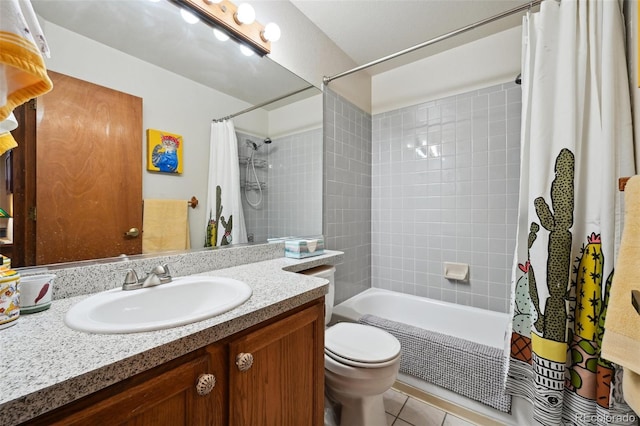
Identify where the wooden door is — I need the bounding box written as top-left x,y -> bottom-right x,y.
10,102 -> 37,267
35,71 -> 142,264
228,301 -> 325,426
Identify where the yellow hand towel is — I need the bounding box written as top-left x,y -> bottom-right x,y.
602,176 -> 640,412
0,0 -> 53,123
142,199 -> 191,254
0,132 -> 17,154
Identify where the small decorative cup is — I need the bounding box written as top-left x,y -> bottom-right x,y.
19,274 -> 55,314
0,268 -> 20,329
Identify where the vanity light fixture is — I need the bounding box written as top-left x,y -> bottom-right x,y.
176,0 -> 280,56
262,22 -> 281,42
234,3 -> 255,25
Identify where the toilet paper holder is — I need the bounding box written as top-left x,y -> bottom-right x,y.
443,262 -> 469,282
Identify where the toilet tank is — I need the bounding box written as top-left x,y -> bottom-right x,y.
300,265 -> 335,325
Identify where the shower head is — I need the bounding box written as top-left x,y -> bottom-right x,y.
245,139 -> 258,150
264,137 -> 272,144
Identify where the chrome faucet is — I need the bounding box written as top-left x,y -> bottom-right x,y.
122,263 -> 172,291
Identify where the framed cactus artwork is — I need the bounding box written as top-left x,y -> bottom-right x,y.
146,129 -> 184,174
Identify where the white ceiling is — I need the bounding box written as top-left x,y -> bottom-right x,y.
290,0 -> 531,74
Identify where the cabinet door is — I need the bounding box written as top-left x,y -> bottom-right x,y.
228,301 -> 325,426
40,354 -> 213,426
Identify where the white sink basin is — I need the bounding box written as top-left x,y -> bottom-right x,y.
65,276 -> 252,334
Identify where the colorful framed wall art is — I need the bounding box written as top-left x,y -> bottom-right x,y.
146,129 -> 183,174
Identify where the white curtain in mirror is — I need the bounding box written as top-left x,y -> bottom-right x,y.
205,120 -> 247,247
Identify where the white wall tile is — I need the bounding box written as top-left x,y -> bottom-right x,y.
372,81 -> 520,313
324,88 -> 372,304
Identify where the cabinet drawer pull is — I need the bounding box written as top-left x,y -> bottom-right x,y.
235,352 -> 254,371
195,373 -> 216,396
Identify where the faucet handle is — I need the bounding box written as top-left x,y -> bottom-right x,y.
124,269 -> 139,284
151,263 -> 171,278
162,263 -> 171,277
122,269 -> 141,290
148,263 -> 172,285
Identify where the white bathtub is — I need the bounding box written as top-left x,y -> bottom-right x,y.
331,288 -> 532,425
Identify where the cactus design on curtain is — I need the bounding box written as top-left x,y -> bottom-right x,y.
205,185 -> 233,247
566,233 -> 615,409
506,1 -> 637,423
505,149 -> 625,424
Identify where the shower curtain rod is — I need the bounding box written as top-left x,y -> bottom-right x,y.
212,84 -> 316,122
323,0 -> 542,85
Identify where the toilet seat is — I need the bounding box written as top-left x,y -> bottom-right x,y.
325,323 -> 401,368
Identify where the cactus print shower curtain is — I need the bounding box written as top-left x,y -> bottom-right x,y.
504,1 -> 637,424
205,120 -> 248,247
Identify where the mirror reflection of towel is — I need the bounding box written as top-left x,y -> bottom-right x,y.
142,199 -> 190,254
0,0 -> 53,124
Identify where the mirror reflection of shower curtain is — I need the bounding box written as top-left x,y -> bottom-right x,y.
205,120 -> 248,247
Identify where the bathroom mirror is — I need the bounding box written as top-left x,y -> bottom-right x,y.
4,0 -> 322,268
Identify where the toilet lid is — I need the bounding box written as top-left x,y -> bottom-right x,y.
325,323 -> 401,366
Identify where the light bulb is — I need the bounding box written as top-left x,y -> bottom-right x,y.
213,28 -> 229,41
235,3 -> 255,25
239,45 -> 254,56
180,9 -> 199,24
262,22 -> 281,42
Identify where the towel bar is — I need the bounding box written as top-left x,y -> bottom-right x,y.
619,177 -> 631,191
142,197 -> 198,208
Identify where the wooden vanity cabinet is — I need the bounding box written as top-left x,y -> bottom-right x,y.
22,298 -> 325,426
227,299 -> 325,426
23,351 -> 215,426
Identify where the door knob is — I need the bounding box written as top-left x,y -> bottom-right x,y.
124,227 -> 139,237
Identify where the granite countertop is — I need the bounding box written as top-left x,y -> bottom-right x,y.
0,251 -> 342,426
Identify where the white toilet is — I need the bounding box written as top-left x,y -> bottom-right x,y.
302,266 -> 401,426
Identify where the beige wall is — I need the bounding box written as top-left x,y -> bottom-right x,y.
253,1 -> 372,114
268,94 -> 322,138
372,26 -> 522,114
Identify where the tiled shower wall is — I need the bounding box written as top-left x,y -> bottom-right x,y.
267,128 -> 323,238
237,132 -> 268,243
237,129 -> 323,242
371,82 -> 521,313
323,87 -> 372,304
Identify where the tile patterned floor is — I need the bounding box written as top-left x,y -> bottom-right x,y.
384,389 -> 476,426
